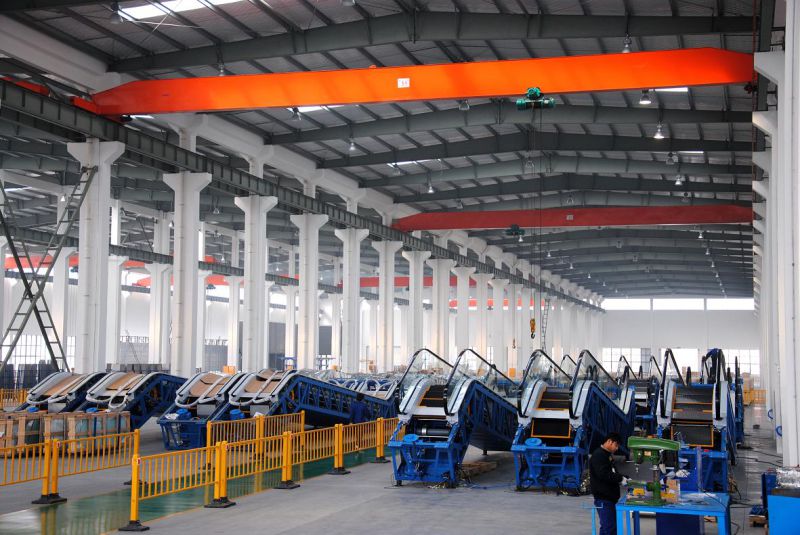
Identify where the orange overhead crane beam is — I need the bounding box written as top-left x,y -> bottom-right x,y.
72,48 -> 753,116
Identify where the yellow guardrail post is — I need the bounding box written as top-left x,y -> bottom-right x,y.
206,421 -> 213,448
119,455 -> 148,532
32,439 -> 67,505
329,423 -> 350,475
255,415 -> 266,459
206,441 -> 235,508
277,431 -> 299,489
371,418 -> 389,464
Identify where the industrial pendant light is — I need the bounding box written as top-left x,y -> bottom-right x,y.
639,89 -> 652,105
348,138 -> 356,152
653,123 -> 665,140
666,152 -> 678,165
674,174 -> 682,186
110,1 -> 123,24
621,34 -> 632,53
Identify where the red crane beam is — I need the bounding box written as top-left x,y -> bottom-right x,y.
72,48 -> 753,116
392,205 -> 752,232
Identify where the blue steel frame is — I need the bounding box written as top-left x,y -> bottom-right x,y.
79,373 -> 185,430
512,381 -> 635,492
388,349 -> 518,486
388,379 -> 518,485
158,372 -> 398,449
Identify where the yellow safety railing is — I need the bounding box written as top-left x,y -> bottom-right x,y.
0,441 -> 49,487
0,388 -> 27,408
1,429 -> 140,505
206,412 -> 305,447
122,417 -> 401,530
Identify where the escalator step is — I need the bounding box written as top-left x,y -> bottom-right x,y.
531,418 -> 572,440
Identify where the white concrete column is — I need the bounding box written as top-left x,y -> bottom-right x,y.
235,195 -> 278,372
471,273 -> 493,356
427,258 -> 456,360
452,266 -> 476,354
0,239 -> 7,339
368,299 -> 379,371
67,139 -> 124,373
106,199 -> 124,365
401,250 -> 431,355
508,283 -> 523,375
226,234 -> 242,369
51,196 -> 74,356
397,301 -> 409,362
196,268 -> 211,371
373,240 -> 402,372
290,213 -> 328,370
146,215 -> 171,366
755,29 -> 800,462
489,278 -> 509,370
163,171 -> 212,377
264,280 -> 274,366
334,228 -> 368,373
283,286 -> 298,367
330,261 -> 342,367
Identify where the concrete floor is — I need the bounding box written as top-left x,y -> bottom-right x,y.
0,406 -> 780,534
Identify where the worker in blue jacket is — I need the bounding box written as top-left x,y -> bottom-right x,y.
349,392 -> 369,424
589,432 -> 629,535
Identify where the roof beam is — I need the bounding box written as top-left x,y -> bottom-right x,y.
107,13 -> 755,73
80,48 -> 753,116
322,131 -> 750,169
273,104 -> 752,145
393,174 -> 751,203
365,155 -> 751,187
393,205 -> 752,232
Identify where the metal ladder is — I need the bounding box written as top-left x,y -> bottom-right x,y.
0,166 -> 98,375
540,295 -> 552,351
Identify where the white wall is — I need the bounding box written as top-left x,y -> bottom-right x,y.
602,309 -> 759,351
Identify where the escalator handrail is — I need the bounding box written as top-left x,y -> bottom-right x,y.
647,355 -> 663,382
517,349 -> 571,415
616,355 -> 633,381
658,348 -> 687,419
394,348 -> 452,405
443,349 -> 513,416
560,354 -> 577,370
571,349 -> 617,389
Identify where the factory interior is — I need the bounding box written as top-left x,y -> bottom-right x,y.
0,0 -> 797,533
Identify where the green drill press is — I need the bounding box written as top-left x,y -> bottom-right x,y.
626,437 -> 681,506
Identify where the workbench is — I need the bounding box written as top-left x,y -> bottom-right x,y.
616,492 -> 731,535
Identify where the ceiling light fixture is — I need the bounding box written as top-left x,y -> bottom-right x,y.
109,1 -> 124,24
698,230 -> 704,239
654,122 -> 665,140
674,174 -> 683,186
587,272 -> 591,279
569,261 -> 574,270
622,34 -> 632,53
666,151 -> 678,165
705,247 -> 710,255
217,63 -> 225,77
290,107 -> 301,121
458,99 -> 470,111
427,179 -> 435,194
710,260 -> 715,268
547,250 -> 551,258
348,138 -> 356,152
639,89 -> 652,105
455,199 -> 464,210
518,234 -> 524,243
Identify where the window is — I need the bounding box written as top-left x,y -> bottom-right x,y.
602,299 -> 651,311
652,298 -> 704,310
723,349 -> 761,379
706,298 -> 755,311
661,348 -> 700,377
601,348 -> 645,374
